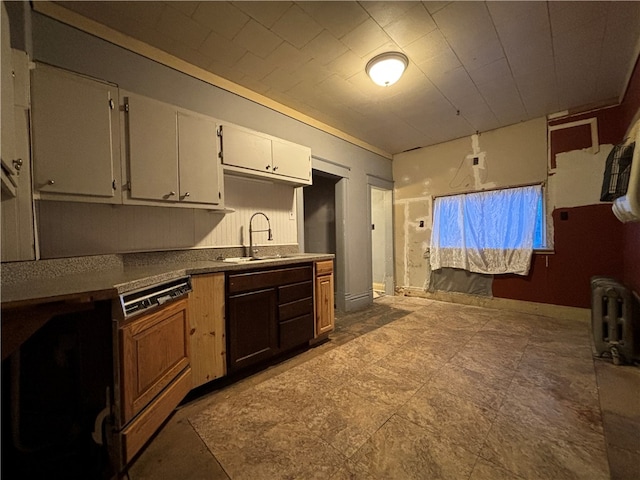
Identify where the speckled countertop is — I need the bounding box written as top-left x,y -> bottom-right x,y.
1,253 -> 334,308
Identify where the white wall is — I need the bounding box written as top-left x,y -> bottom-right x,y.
392,117 -> 548,292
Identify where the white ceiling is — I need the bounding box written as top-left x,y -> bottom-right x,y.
54,1 -> 640,156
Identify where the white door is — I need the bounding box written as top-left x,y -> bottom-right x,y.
371,186 -> 394,296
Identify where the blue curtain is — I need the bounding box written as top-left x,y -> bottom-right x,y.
430,185 -> 542,275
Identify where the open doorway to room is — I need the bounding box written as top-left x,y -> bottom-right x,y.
303,172 -> 338,256
370,186 -> 394,297
298,170 -> 348,311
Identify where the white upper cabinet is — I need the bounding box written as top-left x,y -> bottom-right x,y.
122,91 -> 223,209
31,63 -> 121,203
125,93 -> 179,202
178,112 -> 221,205
219,123 -> 311,186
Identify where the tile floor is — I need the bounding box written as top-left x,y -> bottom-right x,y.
128,296 -> 640,480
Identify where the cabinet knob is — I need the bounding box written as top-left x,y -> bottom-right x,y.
184,192 -> 190,197
47,179 -> 55,185
273,166 -> 278,172
265,165 -> 271,170
169,191 -> 176,196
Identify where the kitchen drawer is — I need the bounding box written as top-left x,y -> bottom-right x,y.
279,297 -> 313,322
279,314 -> 314,350
228,265 -> 312,294
315,260 -> 333,275
279,280 -> 312,304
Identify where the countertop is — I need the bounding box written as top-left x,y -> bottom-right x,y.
1,254 -> 334,308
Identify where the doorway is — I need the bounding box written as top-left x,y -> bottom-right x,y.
370,186 -> 394,297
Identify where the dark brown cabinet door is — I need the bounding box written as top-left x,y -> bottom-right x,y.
227,288 -> 277,372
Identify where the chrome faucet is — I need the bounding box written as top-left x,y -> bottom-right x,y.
249,212 -> 272,258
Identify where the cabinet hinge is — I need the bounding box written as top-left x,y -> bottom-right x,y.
219,191 -> 221,200
218,151 -> 223,159
109,99 -> 115,110
124,181 -> 131,191
217,127 -> 222,137
124,102 -> 129,113
112,179 -> 117,190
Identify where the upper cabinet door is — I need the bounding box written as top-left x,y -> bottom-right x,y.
125,93 -> 179,202
178,112 -> 220,205
220,123 -> 272,174
31,63 -> 120,201
272,139 -> 311,182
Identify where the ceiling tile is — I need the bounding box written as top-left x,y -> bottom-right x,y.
361,1 -> 418,28
549,1 -> 609,36
235,52 -> 277,80
417,47 -> 461,77
427,66 -> 478,105
326,49 -> 365,80
264,41 -> 311,73
317,74 -> 369,106
271,4 -> 324,49
301,30 -> 348,66
165,1 -> 199,17
468,57 -> 511,86
341,18 -> 392,58
234,19 -> 283,59
191,2 -> 249,41
298,1 -> 369,39
422,2 -> 452,16
199,31 -> 247,67
384,4 -> 437,48
155,6 -> 210,50
288,58 -> 333,85
260,67 -> 301,92
403,29 -> 450,65
233,1 -> 291,28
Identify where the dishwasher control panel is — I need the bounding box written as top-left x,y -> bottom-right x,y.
119,276 -> 192,318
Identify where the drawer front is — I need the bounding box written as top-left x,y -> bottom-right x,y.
228,265 -> 313,294
119,299 -> 190,425
279,297 -> 313,322
279,280 -> 313,304
315,260 -> 333,276
279,314 -> 314,350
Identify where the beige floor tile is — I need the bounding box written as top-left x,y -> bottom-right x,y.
469,457 -> 525,480
480,412 -> 610,480
350,415 -> 477,480
397,386 -> 497,454
342,363 -> 422,408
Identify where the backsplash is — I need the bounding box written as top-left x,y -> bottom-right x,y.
36,176 -> 298,258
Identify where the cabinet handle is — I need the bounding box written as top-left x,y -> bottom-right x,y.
273,166 -> 278,172
265,165 -> 271,170
13,158 -> 23,171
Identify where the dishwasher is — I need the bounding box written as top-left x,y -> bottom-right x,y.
108,276 -> 193,472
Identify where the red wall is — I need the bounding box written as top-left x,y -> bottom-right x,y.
620,56 -> 640,294
494,55 -> 640,308
493,205 -> 624,308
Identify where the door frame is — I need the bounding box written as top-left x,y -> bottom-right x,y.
367,176 -> 395,297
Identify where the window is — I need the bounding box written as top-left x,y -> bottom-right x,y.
430,185 -> 544,276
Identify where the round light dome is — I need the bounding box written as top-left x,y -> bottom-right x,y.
366,52 -> 408,87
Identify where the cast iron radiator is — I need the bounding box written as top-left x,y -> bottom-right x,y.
591,277 -> 638,364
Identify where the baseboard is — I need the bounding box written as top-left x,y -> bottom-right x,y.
396,287 -> 590,323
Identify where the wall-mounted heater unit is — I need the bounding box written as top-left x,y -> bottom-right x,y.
591,277 -> 638,364
609,119 -> 640,222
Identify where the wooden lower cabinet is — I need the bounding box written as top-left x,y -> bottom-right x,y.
315,260 -> 335,337
226,265 -> 314,373
116,298 -> 191,467
227,288 -> 278,372
188,273 -> 226,388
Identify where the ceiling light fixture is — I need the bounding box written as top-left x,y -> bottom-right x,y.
366,52 -> 408,87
